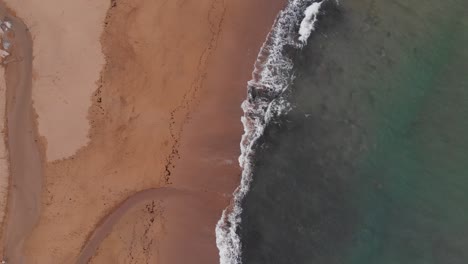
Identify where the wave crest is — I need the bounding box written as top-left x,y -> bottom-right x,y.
299,1 -> 324,44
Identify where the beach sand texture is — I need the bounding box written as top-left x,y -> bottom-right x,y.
0,0 -> 285,263
0,5 -> 11,243
0,69 -> 7,236
0,4 -> 44,262
4,0 -> 108,162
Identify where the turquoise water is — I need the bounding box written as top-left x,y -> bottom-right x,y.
241,0 -> 468,263
348,0 -> 468,263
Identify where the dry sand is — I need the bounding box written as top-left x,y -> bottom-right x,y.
0,0 -> 285,263
4,0 -> 108,161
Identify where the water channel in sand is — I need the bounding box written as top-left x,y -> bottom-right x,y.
75,187 -> 204,264
0,3 -> 43,263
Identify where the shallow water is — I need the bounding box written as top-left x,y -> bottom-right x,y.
240,0 -> 468,263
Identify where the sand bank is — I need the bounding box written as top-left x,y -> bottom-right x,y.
4,0 -> 108,161
0,0 -> 285,263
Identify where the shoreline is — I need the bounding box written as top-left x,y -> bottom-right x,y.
216,1 -> 326,262
87,1 -> 287,262
0,0 -> 286,262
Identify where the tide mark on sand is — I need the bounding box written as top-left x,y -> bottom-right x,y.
163,0 -> 226,185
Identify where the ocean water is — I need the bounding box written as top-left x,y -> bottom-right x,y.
229,0 -> 468,263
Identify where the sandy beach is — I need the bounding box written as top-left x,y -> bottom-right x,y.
0,0 -> 285,263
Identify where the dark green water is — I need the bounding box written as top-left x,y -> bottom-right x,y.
240,0 -> 468,263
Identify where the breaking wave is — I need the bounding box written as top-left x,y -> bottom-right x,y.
215,1 -> 326,263
299,1 -> 324,44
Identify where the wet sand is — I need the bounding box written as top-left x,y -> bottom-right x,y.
75,187 -> 216,264
85,1 -> 286,263
0,3 -> 43,263
0,69 -> 8,239
0,0 -> 285,263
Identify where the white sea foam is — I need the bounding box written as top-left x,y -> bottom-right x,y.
298,1 -> 324,44
215,1 -> 327,263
